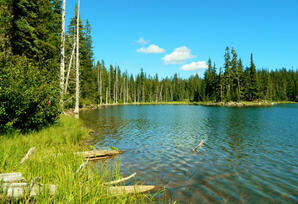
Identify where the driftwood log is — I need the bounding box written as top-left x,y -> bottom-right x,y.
107,185 -> 160,196
77,150 -> 125,161
104,172 -> 136,185
0,173 -> 24,183
1,183 -> 57,198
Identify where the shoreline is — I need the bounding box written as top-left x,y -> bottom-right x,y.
0,116 -> 156,202
77,101 -> 297,111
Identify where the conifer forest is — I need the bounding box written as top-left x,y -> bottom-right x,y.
0,0 -> 297,132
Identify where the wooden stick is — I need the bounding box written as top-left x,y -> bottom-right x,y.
20,147 -> 36,164
75,159 -> 89,174
0,172 -> 24,183
77,150 -> 125,160
192,140 -> 204,152
107,185 -> 160,196
104,172 -> 136,185
2,183 -> 56,198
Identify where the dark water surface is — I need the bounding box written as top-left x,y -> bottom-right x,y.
80,104 -> 298,203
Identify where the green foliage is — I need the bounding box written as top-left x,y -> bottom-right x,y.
204,58 -> 217,101
248,54 -> 259,101
0,56 -> 60,133
10,0 -> 61,61
0,0 -> 297,134
0,0 -> 60,133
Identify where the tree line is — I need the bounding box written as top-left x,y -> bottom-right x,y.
0,0 -> 297,133
81,47 -> 297,105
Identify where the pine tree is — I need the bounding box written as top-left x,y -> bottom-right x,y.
236,58 -> 243,101
140,68 -> 145,102
224,47 -> 232,101
204,58 -> 216,101
0,0 -> 61,131
248,53 -> 259,101
231,48 -> 238,101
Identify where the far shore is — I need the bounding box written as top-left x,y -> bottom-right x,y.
75,100 -> 297,111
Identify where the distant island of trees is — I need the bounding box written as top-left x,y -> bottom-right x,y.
0,0 -> 297,132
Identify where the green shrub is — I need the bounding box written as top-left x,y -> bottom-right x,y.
0,55 -> 60,133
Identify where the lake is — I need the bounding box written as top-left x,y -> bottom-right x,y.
80,104 -> 298,203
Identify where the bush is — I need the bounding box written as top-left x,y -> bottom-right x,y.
0,55 -> 60,133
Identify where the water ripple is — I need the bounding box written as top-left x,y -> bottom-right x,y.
80,104 -> 298,203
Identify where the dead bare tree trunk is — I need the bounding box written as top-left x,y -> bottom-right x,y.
159,84 -> 163,101
60,0 -> 66,109
134,86 -> 136,103
123,77 -> 126,104
113,82 -> 116,103
142,83 -> 145,102
64,40 -> 76,94
137,87 -> 140,103
74,0 -> 80,115
155,85 -> 158,103
237,76 -> 241,100
115,66 -> 118,103
99,67 -> 102,104
126,76 -> 129,103
97,63 -> 100,96
220,84 -> 223,102
106,88 -> 108,104
108,70 -> 111,104
97,63 -> 102,104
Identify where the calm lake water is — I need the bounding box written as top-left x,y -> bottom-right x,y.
80,104 -> 298,203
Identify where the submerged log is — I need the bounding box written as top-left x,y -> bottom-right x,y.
20,147 -> 36,164
0,173 -> 24,183
1,183 -> 57,198
104,172 -> 136,185
107,185 -> 160,196
192,140 -> 204,152
77,150 -> 125,160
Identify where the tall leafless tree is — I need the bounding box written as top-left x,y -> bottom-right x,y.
60,0 -> 66,109
74,0 -> 80,115
64,39 -> 76,94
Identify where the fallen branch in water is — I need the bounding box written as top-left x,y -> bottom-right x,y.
77,150 -> 125,161
104,172 -> 136,185
20,147 -> 36,164
107,185 -> 160,196
192,140 -> 204,152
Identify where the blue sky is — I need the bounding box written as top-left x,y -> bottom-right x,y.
66,0 -> 298,78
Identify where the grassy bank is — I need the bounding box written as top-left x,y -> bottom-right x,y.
0,116 -> 161,203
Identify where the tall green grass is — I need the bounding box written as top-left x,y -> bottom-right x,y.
0,116 -> 165,203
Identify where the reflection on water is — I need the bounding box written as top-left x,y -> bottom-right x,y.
80,104 -> 298,203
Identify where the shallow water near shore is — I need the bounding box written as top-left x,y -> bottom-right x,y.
80,104 -> 298,203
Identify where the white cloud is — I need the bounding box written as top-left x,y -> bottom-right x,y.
162,46 -> 195,64
137,37 -> 148,45
137,44 -> 165,54
180,61 -> 208,71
